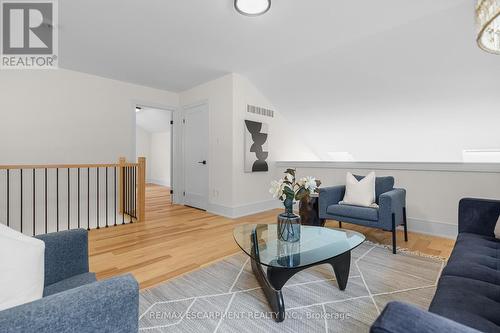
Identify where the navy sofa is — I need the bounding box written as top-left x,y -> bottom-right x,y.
371,198 -> 500,333
0,229 -> 139,333
319,175 -> 407,253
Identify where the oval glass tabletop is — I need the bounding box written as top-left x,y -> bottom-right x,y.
233,224 -> 365,269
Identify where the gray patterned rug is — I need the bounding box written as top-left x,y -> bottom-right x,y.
139,243 -> 444,332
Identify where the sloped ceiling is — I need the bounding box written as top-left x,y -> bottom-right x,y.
60,0 -> 461,91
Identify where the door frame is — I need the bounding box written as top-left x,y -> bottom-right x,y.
181,100 -> 209,209
132,100 -> 176,202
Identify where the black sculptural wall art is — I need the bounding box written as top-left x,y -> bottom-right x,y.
244,120 -> 269,172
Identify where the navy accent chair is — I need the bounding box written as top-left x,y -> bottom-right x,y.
371,198 -> 500,333
0,229 -> 139,333
319,175 -> 407,254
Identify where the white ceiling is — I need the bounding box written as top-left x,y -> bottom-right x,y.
59,0 -> 463,92
136,107 -> 172,133
60,0 -> 500,161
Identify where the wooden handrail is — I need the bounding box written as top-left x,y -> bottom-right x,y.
0,157 -> 147,236
0,163 -> 139,170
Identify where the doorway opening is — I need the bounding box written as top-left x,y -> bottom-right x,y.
135,106 -> 173,204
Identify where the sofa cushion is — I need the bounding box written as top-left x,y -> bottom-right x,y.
327,204 -> 379,221
441,232 -> 500,285
43,272 -> 97,297
429,275 -> 500,333
354,174 -> 394,204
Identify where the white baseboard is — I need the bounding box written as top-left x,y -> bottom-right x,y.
208,200 -> 281,219
208,202 -> 457,239
147,179 -> 170,187
405,217 -> 457,239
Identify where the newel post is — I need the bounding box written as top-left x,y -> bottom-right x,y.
137,157 -> 146,222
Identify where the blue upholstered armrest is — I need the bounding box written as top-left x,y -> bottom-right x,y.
379,189 -> 406,229
458,198 -> 500,237
35,229 -> 89,286
371,302 -> 480,333
0,275 -> 139,333
319,185 -> 345,218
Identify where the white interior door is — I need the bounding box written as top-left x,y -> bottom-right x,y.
183,103 -> 209,210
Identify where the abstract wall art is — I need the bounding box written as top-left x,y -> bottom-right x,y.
244,120 -> 269,172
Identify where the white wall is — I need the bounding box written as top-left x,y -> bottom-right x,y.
231,74 -> 318,216
277,161 -> 500,239
136,126 -> 152,177
149,131 -> 171,187
136,126 -> 171,187
176,73 -> 318,217
0,69 -> 178,164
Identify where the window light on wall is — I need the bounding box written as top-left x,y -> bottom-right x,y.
462,149 -> 500,163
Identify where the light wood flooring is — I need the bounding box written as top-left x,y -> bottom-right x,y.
89,184 -> 455,289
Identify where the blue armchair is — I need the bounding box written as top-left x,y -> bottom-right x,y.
0,229 -> 139,333
319,175 -> 407,254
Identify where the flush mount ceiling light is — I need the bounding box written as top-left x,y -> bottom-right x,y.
476,0 -> 500,54
234,0 -> 271,16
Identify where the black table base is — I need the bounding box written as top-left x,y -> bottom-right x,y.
250,250 -> 351,322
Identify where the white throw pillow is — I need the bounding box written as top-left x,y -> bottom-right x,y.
341,172 -> 376,207
0,223 -> 45,311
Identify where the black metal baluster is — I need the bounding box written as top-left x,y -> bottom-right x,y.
128,167 -> 134,223
87,168 -> 90,231
128,167 -> 131,223
20,169 -> 23,233
6,170 -> 9,227
125,167 -> 128,222
132,166 -> 136,221
33,169 -> 35,236
114,167 -> 117,226
44,169 -> 47,234
105,167 -> 108,228
124,166 -> 127,219
78,168 -> 80,229
134,166 -> 136,219
56,168 -> 59,231
67,168 -> 70,230
130,167 -> 135,223
96,168 -> 100,229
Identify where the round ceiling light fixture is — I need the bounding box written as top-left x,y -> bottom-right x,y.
234,0 -> 271,16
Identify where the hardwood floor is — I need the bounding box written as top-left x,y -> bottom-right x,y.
89,184 -> 454,289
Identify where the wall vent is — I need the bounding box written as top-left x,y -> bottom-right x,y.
247,105 -> 274,118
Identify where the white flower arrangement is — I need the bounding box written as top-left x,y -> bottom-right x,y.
270,169 -> 321,207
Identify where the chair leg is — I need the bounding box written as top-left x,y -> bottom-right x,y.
403,207 -> 408,242
392,213 -> 397,254
338,221 -> 342,228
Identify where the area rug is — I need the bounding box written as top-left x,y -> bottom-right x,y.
139,242 -> 444,332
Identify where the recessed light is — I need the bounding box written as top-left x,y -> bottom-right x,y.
234,0 -> 271,16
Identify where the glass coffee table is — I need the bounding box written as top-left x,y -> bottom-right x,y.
233,224 -> 365,322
